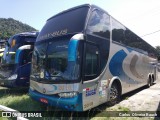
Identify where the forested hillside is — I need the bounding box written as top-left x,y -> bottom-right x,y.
0,18 -> 36,40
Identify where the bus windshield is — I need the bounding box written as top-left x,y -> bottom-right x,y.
2,36 -> 21,64
31,6 -> 89,82
32,36 -> 80,82
2,36 -> 36,64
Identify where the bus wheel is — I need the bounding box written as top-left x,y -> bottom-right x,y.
108,83 -> 120,106
151,77 -> 154,86
147,78 -> 152,87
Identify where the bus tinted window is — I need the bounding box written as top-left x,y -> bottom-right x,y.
125,29 -> 142,48
37,6 -> 89,41
111,18 -> 157,57
112,18 -> 126,44
24,37 -> 36,42
84,43 -> 99,80
125,29 -> 157,57
87,10 -> 110,39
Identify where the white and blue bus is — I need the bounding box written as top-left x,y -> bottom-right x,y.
0,32 -> 39,87
29,4 -> 157,111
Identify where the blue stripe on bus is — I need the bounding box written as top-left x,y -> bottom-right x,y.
109,50 -> 139,84
15,49 -> 21,63
68,40 -> 79,61
29,89 -> 83,111
126,47 -> 132,53
109,50 -> 127,77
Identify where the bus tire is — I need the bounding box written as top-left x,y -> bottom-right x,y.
107,83 -> 120,106
147,77 -> 152,87
152,75 -> 155,83
151,77 -> 154,86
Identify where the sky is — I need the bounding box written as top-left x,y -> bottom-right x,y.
0,0 -> 160,47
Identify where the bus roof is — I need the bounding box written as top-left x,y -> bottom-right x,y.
46,4 -> 156,56
14,31 -> 39,37
47,4 -> 91,21
47,4 -> 109,22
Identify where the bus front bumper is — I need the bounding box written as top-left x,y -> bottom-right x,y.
29,89 -> 83,111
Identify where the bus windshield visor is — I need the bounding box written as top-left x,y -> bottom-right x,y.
37,6 -> 89,41
31,37 -> 80,81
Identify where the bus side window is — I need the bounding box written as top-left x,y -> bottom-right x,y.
22,50 -> 32,65
21,51 -> 27,65
84,43 -> 99,81
27,51 -> 33,63
87,9 -> 110,39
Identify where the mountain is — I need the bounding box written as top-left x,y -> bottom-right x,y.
0,18 -> 37,40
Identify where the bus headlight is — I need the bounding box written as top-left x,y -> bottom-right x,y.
8,74 -> 17,80
58,92 -> 78,98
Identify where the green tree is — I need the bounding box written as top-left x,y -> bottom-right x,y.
156,46 -> 160,61
0,18 -> 36,40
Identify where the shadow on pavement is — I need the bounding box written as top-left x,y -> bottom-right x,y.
155,102 -> 160,120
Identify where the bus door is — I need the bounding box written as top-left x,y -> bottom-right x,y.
82,41 -> 101,111
15,45 -> 34,85
81,9 -> 111,110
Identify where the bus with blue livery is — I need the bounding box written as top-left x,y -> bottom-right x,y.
0,31 -> 39,87
29,4 -> 157,111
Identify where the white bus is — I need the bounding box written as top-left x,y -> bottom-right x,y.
29,4 -> 158,111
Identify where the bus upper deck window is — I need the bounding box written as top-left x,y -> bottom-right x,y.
87,10 -> 110,39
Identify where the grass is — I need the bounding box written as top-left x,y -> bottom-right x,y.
0,87 -> 46,111
0,87 -> 92,120
0,87 -> 156,120
125,97 -> 129,100
0,87 -> 49,120
0,94 -> 43,111
117,106 -> 130,112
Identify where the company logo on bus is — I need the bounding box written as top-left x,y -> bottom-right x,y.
40,98 -> 48,104
85,88 -> 96,97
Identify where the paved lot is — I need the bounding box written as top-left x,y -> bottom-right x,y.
113,73 -> 160,111
101,72 -> 160,119
116,83 -> 160,111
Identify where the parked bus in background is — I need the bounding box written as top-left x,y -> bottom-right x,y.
0,31 -> 39,87
0,48 -> 5,64
0,40 -> 6,62
29,4 -> 157,111
0,40 -> 6,49
0,48 -> 5,53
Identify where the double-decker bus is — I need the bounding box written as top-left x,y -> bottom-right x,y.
0,32 -> 39,87
29,4 -> 157,111
0,40 -> 6,62
0,40 -> 6,49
